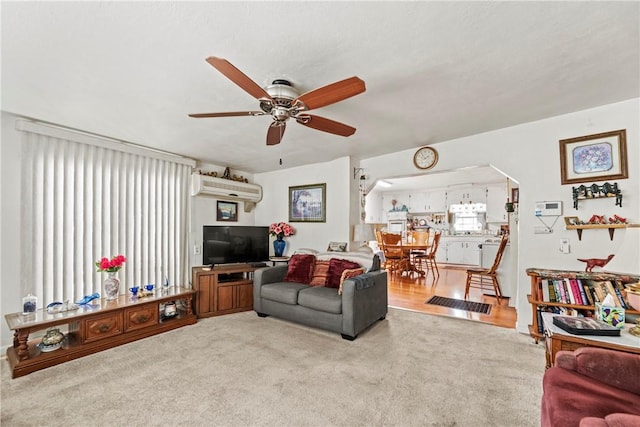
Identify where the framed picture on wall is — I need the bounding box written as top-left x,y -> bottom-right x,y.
289,183 -> 326,222
559,129 -> 628,185
216,201 -> 238,222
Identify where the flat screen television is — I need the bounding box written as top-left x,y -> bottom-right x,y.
203,226 -> 269,265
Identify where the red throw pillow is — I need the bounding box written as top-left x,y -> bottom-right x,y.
326,258 -> 361,288
283,254 -> 316,284
310,260 -> 331,287
338,268 -> 365,295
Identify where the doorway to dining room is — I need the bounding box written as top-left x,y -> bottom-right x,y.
386,264 -> 517,328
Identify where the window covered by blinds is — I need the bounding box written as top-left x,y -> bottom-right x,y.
19,121 -> 194,304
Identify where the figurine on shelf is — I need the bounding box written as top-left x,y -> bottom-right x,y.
608,214 -> 627,224
577,254 -> 615,272
76,292 -> 100,305
587,214 -> 606,224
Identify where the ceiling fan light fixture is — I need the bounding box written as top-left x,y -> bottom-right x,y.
265,79 -> 299,101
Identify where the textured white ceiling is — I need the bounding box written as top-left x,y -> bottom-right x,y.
2,1 -> 638,174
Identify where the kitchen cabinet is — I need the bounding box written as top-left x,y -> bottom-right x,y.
486,183 -> 508,223
408,192 -> 428,212
425,189 -> 447,212
435,243 -> 448,263
441,237 -> 482,265
446,185 -> 487,206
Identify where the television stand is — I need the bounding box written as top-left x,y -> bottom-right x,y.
192,264 -> 260,318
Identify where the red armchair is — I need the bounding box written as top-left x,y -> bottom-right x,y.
541,347 -> 640,427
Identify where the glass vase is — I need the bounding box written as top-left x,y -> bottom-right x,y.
103,271 -> 120,300
273,237 -> 286,257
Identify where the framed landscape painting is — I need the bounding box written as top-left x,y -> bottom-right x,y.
289,183 -> 326,222
559,129 -> 628,185
216,201 -> 238,222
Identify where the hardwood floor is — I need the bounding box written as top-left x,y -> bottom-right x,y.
387,264 -> 517,328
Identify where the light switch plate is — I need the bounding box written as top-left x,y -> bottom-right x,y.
534,227 -> 553,234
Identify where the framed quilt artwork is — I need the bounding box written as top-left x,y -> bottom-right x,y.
559,129 -> 628,185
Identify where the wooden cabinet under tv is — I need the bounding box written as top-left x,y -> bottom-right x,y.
192,264 -> 258,317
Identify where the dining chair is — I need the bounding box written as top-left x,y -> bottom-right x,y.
464,233 -> 509,304
409,230 -> 431,276
421,231 -> 441,278
380,232 -> 408,275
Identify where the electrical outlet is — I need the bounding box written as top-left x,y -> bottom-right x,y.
534,227 -> 553,234
193,244 -> 201,255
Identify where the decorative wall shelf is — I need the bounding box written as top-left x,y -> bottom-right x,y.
565,223 -> 637,240
572,182 -> 622,210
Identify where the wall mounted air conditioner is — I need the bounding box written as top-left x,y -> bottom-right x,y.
191,174 -> 263,212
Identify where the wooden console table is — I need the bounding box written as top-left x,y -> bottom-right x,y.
541,312 -> 640,369
5,287 -> 196,378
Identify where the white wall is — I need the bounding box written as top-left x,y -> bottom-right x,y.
1,112 -> 24,349
254,157 -> 353,255
362,98 -> 640,334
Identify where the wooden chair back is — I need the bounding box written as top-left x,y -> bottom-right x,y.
380,232 -> 404,259
380,232 -> 402,246
488,234 -> 509,274
427,231 -> 442,258
411,230 -> 430,246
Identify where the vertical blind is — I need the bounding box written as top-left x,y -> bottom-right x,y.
19,121 -> 194,304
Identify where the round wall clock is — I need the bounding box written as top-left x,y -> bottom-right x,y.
413,146 -> 439,170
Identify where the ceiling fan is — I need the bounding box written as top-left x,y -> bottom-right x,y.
189,57 -> 366,146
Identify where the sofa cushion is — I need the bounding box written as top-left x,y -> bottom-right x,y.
297,286 -> 342,314
316,251 -> 377,272
326,258 -> 361,288
309,260 -> 331,287
541,366 -> 640,427
338,267 -> 365,295
580,414 -> 640,427
261,282 -> 309,305
327,241 -> 347,252
283,254 -> 316,284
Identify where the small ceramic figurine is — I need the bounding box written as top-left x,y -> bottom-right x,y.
76,292 -> 100,305
577,254 -> 615,272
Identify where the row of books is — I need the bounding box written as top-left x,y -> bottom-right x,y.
535,278 -> 633,309
535,306 -> 592,334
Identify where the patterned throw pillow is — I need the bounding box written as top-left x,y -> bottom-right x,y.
338,268 -> 365,295
309,260 -> 331,287
326,258 -> 361,288
283,254 -> 316,284
327,242 -> 347,252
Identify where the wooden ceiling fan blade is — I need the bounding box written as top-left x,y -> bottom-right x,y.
205,57 -> 272,101
296,114 -> 356,137
266,122 -> 286,145
189,111 -> 265,118
295,77 -> 366,111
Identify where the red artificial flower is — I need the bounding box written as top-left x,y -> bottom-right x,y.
95,254 -> 127,272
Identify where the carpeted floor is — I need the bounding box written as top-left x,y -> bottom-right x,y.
1,308 -> 545,427
426,295 -> 492,314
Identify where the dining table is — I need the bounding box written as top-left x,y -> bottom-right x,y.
393,241 -> 432,276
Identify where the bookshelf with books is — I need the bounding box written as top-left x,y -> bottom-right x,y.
526,268 -> 640,343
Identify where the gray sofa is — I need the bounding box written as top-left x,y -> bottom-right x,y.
253,252 -> 388,340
